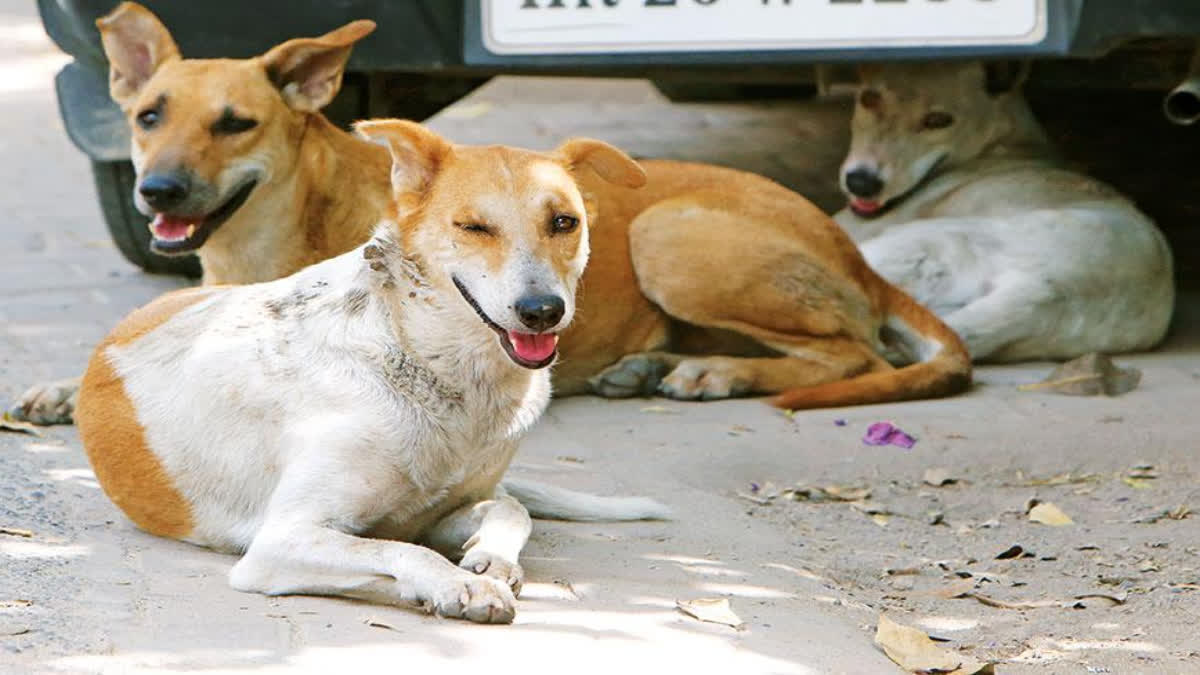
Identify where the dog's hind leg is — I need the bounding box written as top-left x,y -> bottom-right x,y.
939,279 -> 1058,361
422,492 -> 532,595
595,196 -> 889,399
596,340 -> 887,401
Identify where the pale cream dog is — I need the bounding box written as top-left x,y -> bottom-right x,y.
836,62 -> 1174,362
75,121 -> 662,624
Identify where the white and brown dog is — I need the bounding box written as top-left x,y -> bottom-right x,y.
75,121 -> 664,624
836,62 -> 1174,362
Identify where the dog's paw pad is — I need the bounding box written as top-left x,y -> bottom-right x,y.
8,379 -> 79,426
460,549 -> 524,596
588,354 -> 673,398
431,575 -> 516,624
658,360 -> 753,401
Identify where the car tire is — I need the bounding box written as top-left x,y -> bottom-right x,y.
91,160 -> 201,278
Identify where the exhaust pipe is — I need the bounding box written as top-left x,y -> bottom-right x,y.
1164,50 -> 1200,126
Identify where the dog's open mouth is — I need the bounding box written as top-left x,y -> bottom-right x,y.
148,180 -> 258,255
847,155 -> 947,220
849,198 -> 885,218
452,277 -> 559,369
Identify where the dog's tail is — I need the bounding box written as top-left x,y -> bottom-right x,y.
770,282 -> 971,410
500,478 -> 670,522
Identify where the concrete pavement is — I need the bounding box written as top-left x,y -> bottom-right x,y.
3,3 -> 1199,673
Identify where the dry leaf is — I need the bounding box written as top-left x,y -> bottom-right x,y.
676,597 -> 744,630
923,468 -> 957,487
1127,464 -> 1158,479
786,483 -> 871,503
1122,477 -> 1154,490
933,578 -> 981,599
0,415 -> 42,437
1132,505 -> 1190,524
1013,472 -> 1101,487
0,527 -> 34,538
961,590 -> 1125,610
823,484 -> 873,501
874,614 -> 993,674
995,545 -> 1034,560
640,405 -> 680,415
1027,501 -> 1074,526
1073,591 -> 1127,607
1018,353 -> 1141,396
0,623 -> 30,637
361,616 -> 403,631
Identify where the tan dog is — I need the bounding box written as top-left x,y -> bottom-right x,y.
15,2 -> 970,422
11,2 -> 390,423
76,122 -> 663,623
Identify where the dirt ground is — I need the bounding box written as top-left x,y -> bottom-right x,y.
2,4 -> 1199,673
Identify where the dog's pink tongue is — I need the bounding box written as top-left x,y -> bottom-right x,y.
508,331 -> 558,362
150,214 -> 192,240
851,198 -> 882,215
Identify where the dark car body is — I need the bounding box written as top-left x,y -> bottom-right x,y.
37,0 -> 1200,275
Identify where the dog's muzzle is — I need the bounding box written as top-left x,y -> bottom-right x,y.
452,277 -> 561,370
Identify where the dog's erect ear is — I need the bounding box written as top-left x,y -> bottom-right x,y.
557,138 -> 646,189
355,119 -> 452,196
260,20 -> 376,112
983,60 -> 1030,97
96,2 -> 180,108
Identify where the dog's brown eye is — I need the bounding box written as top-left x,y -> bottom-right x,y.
921,111 -> 955,130
456,222 -> 492,235
859,89 -> 883,110
551,214 -> 578,234
136,109 -> 160,130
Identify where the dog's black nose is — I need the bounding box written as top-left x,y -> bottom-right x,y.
138,173 -> 191,210
514,294 -> 565,332
845,168 -> 884,198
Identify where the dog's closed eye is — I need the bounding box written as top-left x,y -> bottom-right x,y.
455,221 -> 493,235
212,108 -> 259,135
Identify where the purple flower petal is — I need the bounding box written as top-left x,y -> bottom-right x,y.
863,422 -> 917,448
887,430 -> 916,449
863,422 -> 895,445
834,419 -> 847,427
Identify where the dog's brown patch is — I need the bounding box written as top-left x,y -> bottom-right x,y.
76,286 -> 223,539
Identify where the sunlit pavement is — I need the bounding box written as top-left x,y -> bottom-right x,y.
3,4 -> 1199,673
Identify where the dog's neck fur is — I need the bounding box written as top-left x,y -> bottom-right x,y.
199,114 -> 392,286
356,231 -> 551,441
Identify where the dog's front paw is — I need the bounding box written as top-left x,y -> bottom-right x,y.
588,353 -> 674,398
658,358 -> 753,401
428,574 -> 516,624
7,377 -> 81,426
460,548 -> 524,596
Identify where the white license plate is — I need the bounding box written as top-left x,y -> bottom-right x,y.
481,0 -> 1047,55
